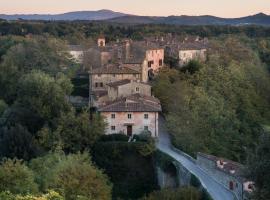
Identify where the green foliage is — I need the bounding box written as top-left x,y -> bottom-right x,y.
181,60 -> 203,74
16,71 -> 72,122
93,139 -> 158,199
39,110 -> 105,153
71,76 -> 89,97
0,158 -> 38,194
0,124 -> 39,160
248,132 -> 270,200
0,99 -> 7,116
153,36 -> 270,162
0,36 -> 74,104
141,187 -> 201,200
98,134 -> 129,142
29,152 -> 112,200
0,190 -> 64,200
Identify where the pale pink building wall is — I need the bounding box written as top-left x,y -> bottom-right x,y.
101,112 -> 159,137
145,49 -> 164,72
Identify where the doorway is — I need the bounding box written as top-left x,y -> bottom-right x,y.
127,125 -> 132,136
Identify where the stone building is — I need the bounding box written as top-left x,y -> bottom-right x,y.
197,153 -> 253,200
68,45 -> 85,63
89,64 -> 141,92
98,94 -> 161,137
178,45 -> 207,66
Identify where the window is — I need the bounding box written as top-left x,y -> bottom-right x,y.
144,114 -> 148,119
95,82 -> 98,87
111,126 -> 116,131
100,82 -> 103,87
136,87 -> 140,92
144,126 -> 148,131
111,114 -> 115,119
148,61 -> 154,68
128,114 -> 132,119
159,59 -> 163,66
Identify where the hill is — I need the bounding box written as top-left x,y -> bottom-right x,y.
0,10 -> 127,21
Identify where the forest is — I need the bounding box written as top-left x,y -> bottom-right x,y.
0,20 -> 269,199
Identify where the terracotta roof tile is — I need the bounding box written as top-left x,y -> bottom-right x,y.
98,94 -> 161,112
107,79 -> 131,88
91,65 -> 140,74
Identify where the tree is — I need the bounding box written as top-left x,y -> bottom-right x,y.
29,152 -> 112,200
0,100 -> 7,116
153,37 -> 270,162
0,190 -> 64,200
248,132 -> 270,200
142,187 -> 201,200
0,158 -> 38,195
0,36 -> 74,104
0,124 -> 39,160
16,71 -> 72,123
37,110 -> 105,153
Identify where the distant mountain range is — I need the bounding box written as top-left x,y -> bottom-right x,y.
1,10 -> 270,26
0,10 -> 127,21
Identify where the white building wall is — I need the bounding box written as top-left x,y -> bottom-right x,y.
101,112 -> 159,137
179,49 -> 206,66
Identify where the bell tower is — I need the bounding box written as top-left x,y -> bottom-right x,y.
97,35 -> 106,47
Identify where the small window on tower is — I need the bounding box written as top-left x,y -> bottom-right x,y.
111,126 -> 116,131
136,87 -> 140,92
95,83 -> 98,87
144,114 -> 148,119
128,114 -> 132,119
111,114 -> 115,119
100,82 -> 103,87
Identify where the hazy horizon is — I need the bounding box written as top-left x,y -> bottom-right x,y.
1,0 -> 270,18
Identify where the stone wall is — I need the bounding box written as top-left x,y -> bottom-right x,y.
178,49 -> 206,66
91,73 -> 141,91
101,111 -> 159,137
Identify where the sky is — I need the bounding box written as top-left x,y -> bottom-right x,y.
0,0 -> 270,18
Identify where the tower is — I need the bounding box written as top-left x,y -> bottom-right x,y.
97,35 -> 106,47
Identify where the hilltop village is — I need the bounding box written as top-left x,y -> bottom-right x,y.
68,35 -> 255,200
69,34 -> 208,137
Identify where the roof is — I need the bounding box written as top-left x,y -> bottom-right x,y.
107,79 -> 131,88
98,94 -> 162,112
197,152 -> 246,180
91,65 -> 140,74
68,45 -> 85,51
92,90 -> 108,98
179,42 -> 208,51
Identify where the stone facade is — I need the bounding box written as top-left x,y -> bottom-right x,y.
197,153 -> 253,200
101,111 -> 159,137
68,45 -> 84,63
179,49 -> 207,66
107,80 -> 151,100
90,65 -> 141,92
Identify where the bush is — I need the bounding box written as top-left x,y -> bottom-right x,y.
93,141 -> 158,199
0,158 -> 38,195
98,134 -> 129,142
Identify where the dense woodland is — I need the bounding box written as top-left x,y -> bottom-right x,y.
0,20 -> 269,199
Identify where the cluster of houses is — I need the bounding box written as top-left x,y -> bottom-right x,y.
69,34 -> 208,137
68,34 -> 254,199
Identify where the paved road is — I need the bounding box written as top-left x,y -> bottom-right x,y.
157,116 -> 235,200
